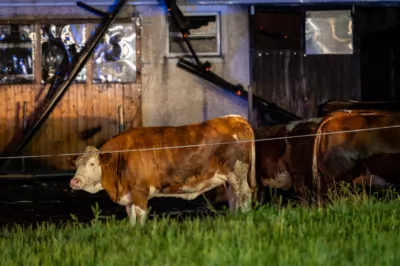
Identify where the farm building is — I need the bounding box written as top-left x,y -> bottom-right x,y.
0,0 -> 399,175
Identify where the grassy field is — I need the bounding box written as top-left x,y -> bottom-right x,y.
1,193 -> 400,266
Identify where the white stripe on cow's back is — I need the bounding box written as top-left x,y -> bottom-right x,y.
285,117 -> 322,131
232,134 -> 239,141
220,114 -> 244,119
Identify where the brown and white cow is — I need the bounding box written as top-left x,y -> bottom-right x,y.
67,115 -> 257,226
255,117 -> 322,204
312,109 -> 400,203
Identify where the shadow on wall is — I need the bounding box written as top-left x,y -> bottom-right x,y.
0,105 -> 249,173
201,82 -> 249,122
0,116 -> 122,173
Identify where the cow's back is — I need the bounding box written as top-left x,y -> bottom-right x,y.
318,100 -> 400,117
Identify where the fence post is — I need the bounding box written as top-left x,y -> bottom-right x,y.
118,105 -> 124,133
247,85 -> 254,128
21,101 -> 27,173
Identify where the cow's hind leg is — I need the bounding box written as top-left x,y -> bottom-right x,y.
225,184 -> 238,212
226,161 -> 253,213
126,205 -> 148,226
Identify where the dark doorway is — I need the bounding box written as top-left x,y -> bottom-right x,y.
358,6 -> 400,102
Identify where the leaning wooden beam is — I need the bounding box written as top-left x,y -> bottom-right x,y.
248,85 -> 254,128
21,101 -> 28,173
0,0 -> 128,172
0,172 -> 74,179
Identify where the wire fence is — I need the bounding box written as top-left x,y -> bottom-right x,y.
0,123 -> 399,161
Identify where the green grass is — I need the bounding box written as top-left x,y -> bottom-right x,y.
1,192 -> 400,266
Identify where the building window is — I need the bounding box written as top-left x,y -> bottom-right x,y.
305,10 -> 353,55
41,23 -> 87,84
167,12 -> 221,57
252,12 -> 302,51
0,19 -> 138,85
92,22 -> 137,84
0,24 -> 35,84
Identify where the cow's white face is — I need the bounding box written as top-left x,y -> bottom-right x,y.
67,146 -> 112,194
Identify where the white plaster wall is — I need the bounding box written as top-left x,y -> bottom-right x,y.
137,4 -> 250,127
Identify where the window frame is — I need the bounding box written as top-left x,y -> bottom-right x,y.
166,11 -> 222,58
0,18 -> 139,86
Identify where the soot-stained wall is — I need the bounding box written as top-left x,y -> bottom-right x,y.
137,4 -> 250,127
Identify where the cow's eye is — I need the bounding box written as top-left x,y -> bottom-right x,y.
90,163 -> 94,166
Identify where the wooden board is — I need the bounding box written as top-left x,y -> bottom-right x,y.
0,83 -> 142,172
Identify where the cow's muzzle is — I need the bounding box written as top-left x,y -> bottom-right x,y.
70,177 -> 83,190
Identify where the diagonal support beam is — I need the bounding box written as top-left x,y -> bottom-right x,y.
178,59 -> 301,123
0,0 -> 128,172
77,1 -> 110,18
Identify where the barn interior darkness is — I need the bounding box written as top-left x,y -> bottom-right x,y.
250,5 -> 400,116
358,6 -> 400,101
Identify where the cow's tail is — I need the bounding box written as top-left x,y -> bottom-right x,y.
311,115 -> 333,206
248,127 -> 258,203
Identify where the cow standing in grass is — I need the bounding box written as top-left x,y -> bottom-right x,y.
67,115 -> 257,226
312,110 -> 400,203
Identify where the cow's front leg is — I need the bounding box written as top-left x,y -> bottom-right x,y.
126,203 -> 149,226
127,187 -> 149,227
126,204 -> 135,224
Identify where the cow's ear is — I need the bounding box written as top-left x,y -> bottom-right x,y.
99,153 -> 112,164
66,155 -> 78,166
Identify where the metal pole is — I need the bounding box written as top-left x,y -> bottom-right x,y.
247,85 -> 254,128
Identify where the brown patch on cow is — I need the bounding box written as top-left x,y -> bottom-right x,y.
286,121 -> 320,203
255,124 -> 288,186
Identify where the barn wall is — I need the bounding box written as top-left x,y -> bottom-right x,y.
0,3 -> 251,172
252,51 -> 360,118
0,5 -> 142,172
137,5 -> 250,127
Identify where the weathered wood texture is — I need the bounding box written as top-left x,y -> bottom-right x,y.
252,51 -> 360,118
0,83 -> 141,172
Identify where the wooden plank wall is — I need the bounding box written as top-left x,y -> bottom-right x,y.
0,22 -> 142,173
252,50 -> 360,118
